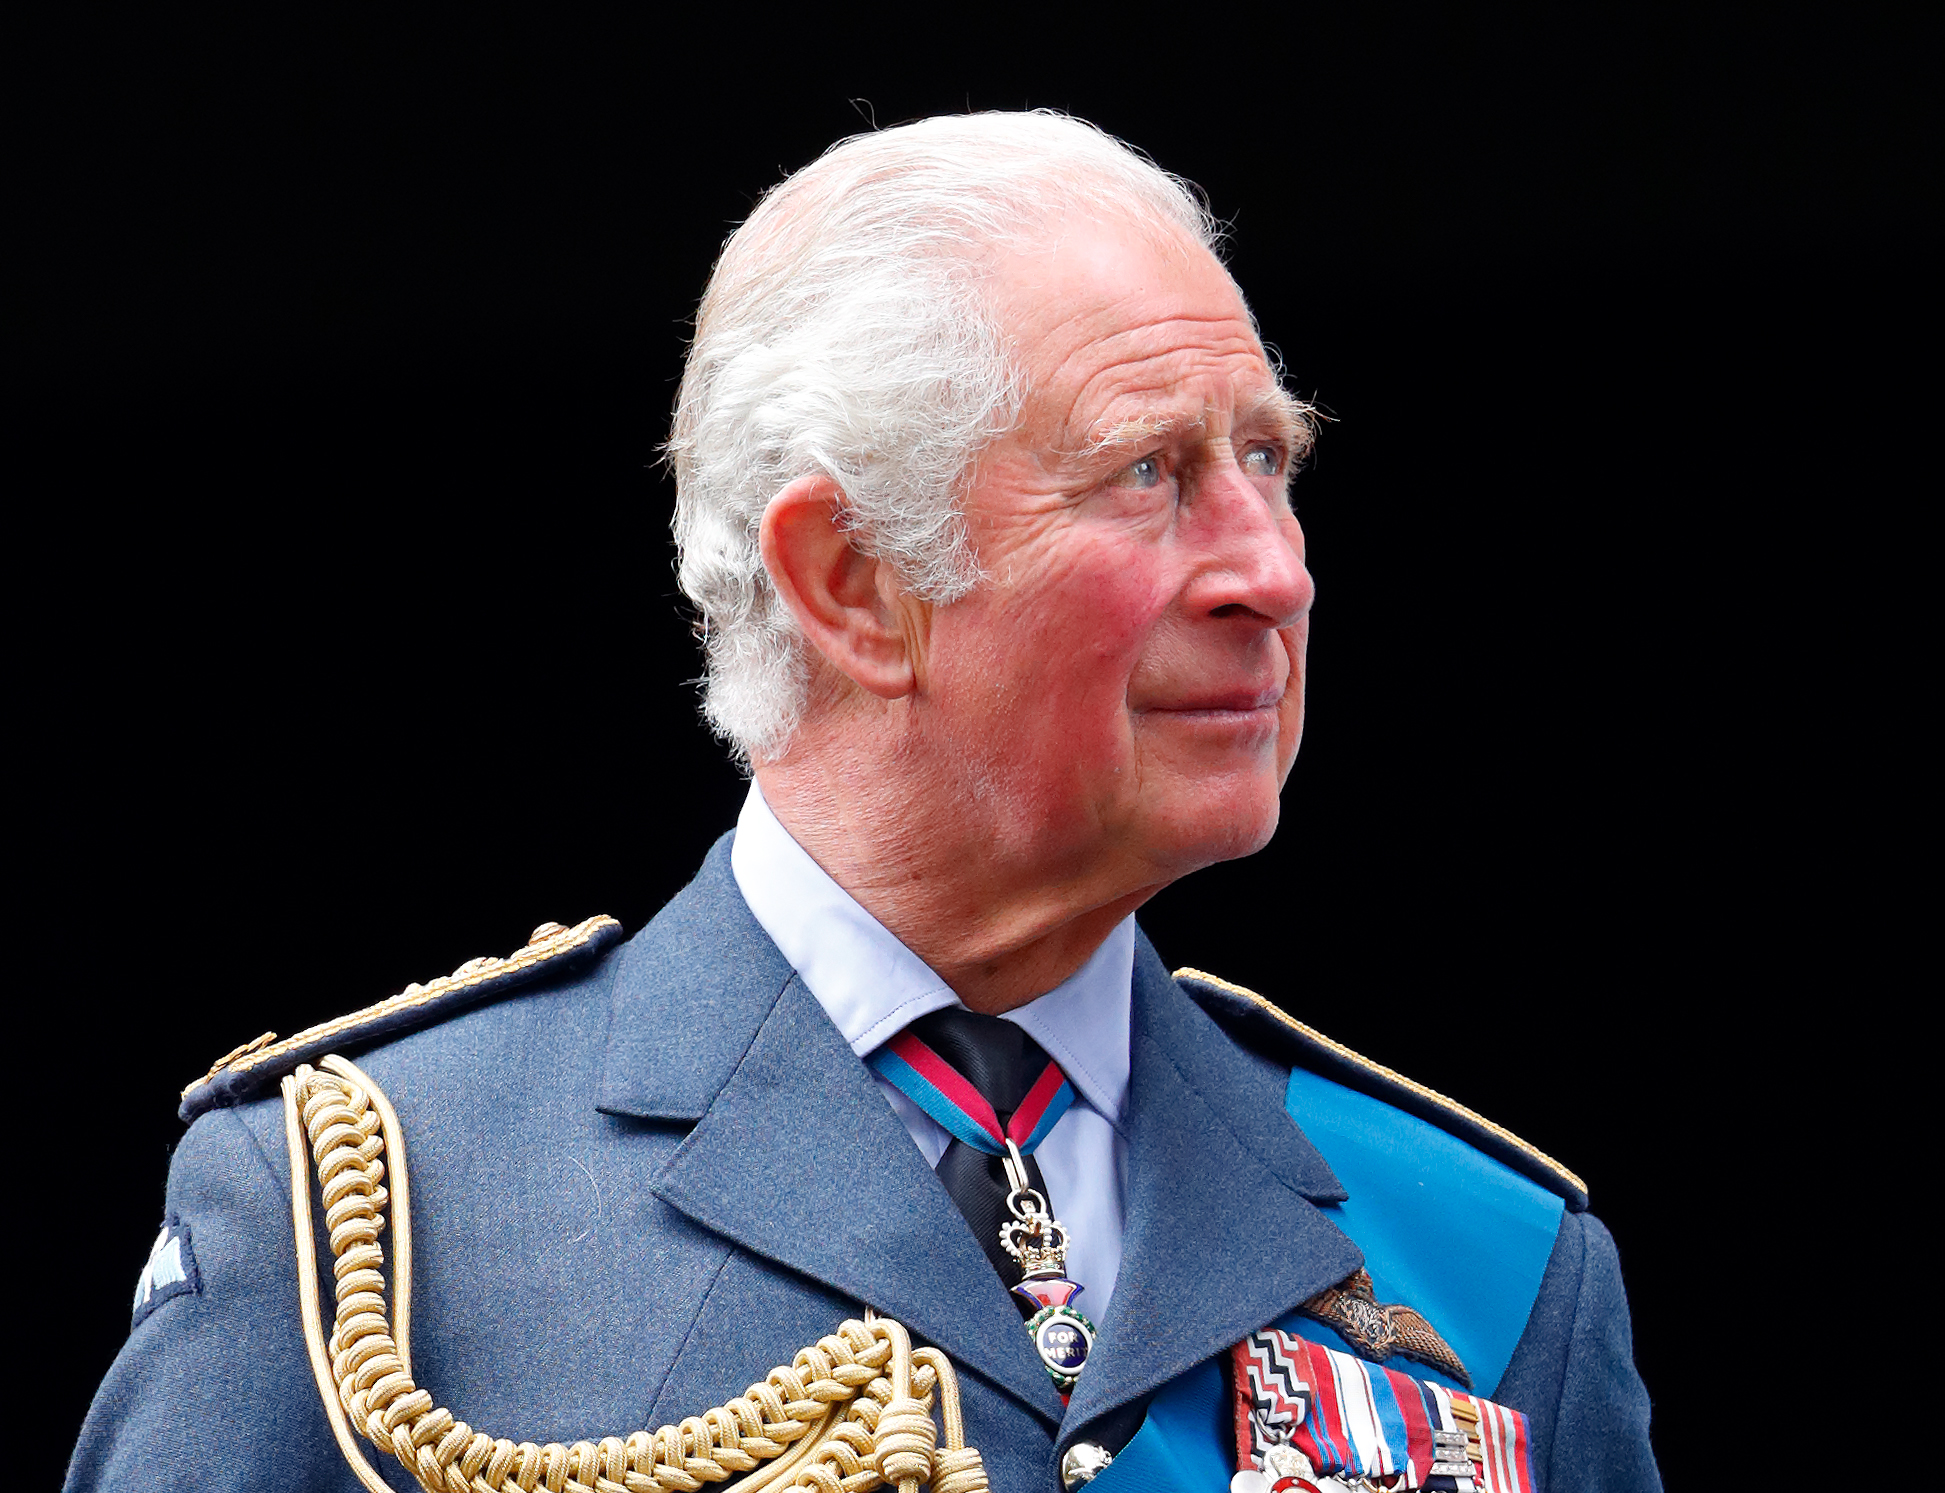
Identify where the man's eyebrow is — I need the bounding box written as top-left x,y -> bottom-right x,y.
1081,409 -> 1207,460
1079,389 -> 1317,462
1237,388 -> 1318,455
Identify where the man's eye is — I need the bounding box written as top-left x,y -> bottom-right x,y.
1240,444 -> 1283,478
1109,455 -> 1164,490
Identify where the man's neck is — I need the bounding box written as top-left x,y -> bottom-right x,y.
753,753 -> 1158,1015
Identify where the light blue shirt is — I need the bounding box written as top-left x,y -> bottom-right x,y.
731,782 -> 1132,1316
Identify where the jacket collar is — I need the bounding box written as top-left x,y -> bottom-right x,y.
1056,936 -> 1363,1455
597,834 -> 1068,1425
595,833 -> 791,1122
597,835 -> 1365,1444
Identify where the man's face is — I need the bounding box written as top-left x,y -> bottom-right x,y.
919,218 -> 1314,893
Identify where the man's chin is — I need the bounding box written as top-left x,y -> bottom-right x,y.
1142,778 -> 1282,877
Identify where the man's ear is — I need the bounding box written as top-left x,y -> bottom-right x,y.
760,475 -> 923,700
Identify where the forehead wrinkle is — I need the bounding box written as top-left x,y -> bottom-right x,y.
1054,314 -> 1264,386
1035,307 -> 1260,392
1068,350 -> 1280,457
1054,340 -> 1269,450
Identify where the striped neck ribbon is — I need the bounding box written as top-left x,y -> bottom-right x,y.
868,1029 -> 1076,1156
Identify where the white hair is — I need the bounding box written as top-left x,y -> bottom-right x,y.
668,111 -> 1222,763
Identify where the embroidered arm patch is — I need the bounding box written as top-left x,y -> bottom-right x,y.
131,1215 -> 201,1328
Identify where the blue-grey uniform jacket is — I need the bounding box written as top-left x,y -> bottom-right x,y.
69,836 -> 1660,1491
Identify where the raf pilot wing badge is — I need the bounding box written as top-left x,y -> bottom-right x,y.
1297,1268 -> 1470,1387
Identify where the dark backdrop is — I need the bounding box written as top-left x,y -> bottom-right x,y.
22,7 -> 1926,1487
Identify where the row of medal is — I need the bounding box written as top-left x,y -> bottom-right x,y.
1232,1428 -> 1478,1493
1231,1329 -> 1533,1493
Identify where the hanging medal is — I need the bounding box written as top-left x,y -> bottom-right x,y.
998,1137 -> 1095,1392
868,1033 -> 1094,1392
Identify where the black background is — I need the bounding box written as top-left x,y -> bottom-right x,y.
21,7 -> 1928,1487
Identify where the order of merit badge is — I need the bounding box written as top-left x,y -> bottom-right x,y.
868,1029 -> 1094,1392
1000,1139 -> 1094,1392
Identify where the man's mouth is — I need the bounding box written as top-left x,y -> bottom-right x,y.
1139,683 -> 1284,716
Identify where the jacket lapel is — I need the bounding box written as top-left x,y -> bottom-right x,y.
596,836 -> 1066,1426
1058,935 -> 1365,1453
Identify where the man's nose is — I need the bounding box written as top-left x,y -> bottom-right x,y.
1185,464 -> 1312,629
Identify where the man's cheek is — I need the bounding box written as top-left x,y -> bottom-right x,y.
1015,599 -> 1150,692
1281,618 -> 1309,677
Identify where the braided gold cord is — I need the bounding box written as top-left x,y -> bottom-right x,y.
281,1056 -> 991,1493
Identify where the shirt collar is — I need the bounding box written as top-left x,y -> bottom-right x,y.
729,782 -> 1133,1128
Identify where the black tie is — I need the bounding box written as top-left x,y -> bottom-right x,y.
908,1007 -> 1058,1297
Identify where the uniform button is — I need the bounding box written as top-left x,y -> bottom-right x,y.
1061,1443 -> 1113,1489
528,921 -> 567,945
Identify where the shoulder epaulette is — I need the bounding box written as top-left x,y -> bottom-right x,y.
179,915 -> 626,1122
1174,966 -> 1590,1213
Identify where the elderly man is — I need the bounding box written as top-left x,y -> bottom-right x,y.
70,114 -> 1658,1493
